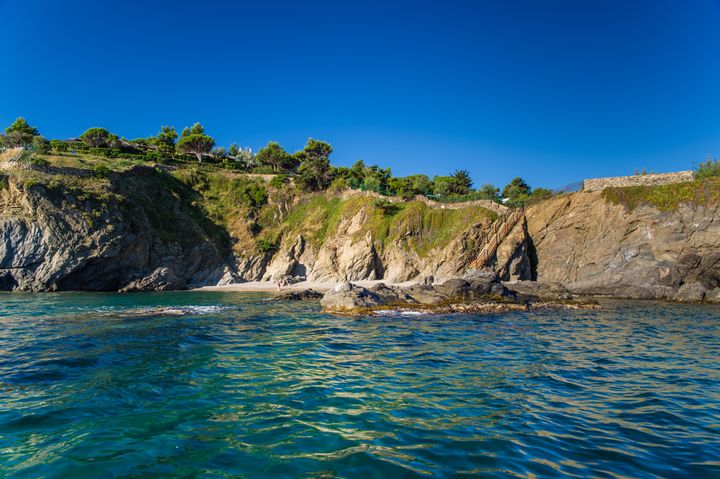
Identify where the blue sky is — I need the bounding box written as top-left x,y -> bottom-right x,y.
1,0 -> 719,189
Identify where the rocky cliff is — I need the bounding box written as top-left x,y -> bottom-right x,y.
0,160 -> 526,291
3,154 -> 720,302
526,182 -> 720,302
0,165 -> 235,291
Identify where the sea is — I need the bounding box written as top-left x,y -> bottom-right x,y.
0,292 -> 718,478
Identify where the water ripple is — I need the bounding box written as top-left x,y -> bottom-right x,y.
0,294 -> 719,478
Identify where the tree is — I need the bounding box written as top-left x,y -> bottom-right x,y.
502,177 -> 532,206
181,122 -> 205,137
529,187 -> 553,202
476,183 -> 500,201
361,165 -> 391,193
152,126 -> 178,159
256,142 -> 295,172
295,139 -> 334,191
80,127 -> 117,148
433,176 -> 456,197
452,169 -> 473,194
337,160 -> 367,188
407,175 -> 434,197
387,174 -> 433,199
177,132 -> 215,163
303,139 -> 332,161
5,117 -> 39,146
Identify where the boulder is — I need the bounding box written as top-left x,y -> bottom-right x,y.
671,282 -> 707,303
120,267 -> 185,292
369,283 -> 416,304
504,281 -> 573,300
433,278 -> 471,298
405,284 -> 447,304
277,289 -> 323,301
320,283 -> 386,312
704,288 -> 720,304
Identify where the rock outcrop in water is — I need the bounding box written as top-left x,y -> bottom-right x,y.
319,270 -> 596,314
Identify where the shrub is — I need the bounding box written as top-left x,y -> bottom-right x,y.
373,198 -> 401,216
80,127 -> 118,148
0,176 -> 8,190
695,158 -> 720,179
32,136 -> 49,154
93,165 -> 111,178
29,156 -> 49,167
50,140 -> 69,152
528,187 -> 554,204
256,238 -> 278,254
269,174 -> 288,189
251,165 -> 276,174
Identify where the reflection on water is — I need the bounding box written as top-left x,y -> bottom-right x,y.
0,293 -> 718,478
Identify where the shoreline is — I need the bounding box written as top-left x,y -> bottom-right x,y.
193,279 -> 418,293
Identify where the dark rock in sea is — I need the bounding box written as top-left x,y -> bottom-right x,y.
369,283 -> 416,303
432,278 -> 471,298
277,289 -> 324,301
504,280 -> 574,300
321,272 -> 595,314
320,282 -> 386,312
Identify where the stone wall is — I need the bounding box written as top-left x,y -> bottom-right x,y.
582,171 -> 694,191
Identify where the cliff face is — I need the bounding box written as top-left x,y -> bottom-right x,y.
526,188 -> 720,300
254,198 -> 507,284
0,167 -> 235,291
4,156 -> 719,299
0,164 -> 527,291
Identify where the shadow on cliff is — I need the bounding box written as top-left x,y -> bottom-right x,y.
52,168 -> 235,291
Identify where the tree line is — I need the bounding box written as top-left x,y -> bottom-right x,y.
0,117 -> 553,206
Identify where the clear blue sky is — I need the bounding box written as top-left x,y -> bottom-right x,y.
2,0 -> 719,189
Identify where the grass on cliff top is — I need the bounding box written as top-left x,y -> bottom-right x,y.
602,178 -> 720,212
263,194 -> 498,257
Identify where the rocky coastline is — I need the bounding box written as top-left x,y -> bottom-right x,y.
2,158 -> 720,305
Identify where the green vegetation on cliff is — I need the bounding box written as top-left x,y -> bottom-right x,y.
602,178 -> 720,212
2,148 -> 502,260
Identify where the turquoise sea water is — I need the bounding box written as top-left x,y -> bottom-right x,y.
0,293 -> 718,478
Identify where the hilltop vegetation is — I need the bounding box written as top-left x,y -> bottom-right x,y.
0,117 -> 552,207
